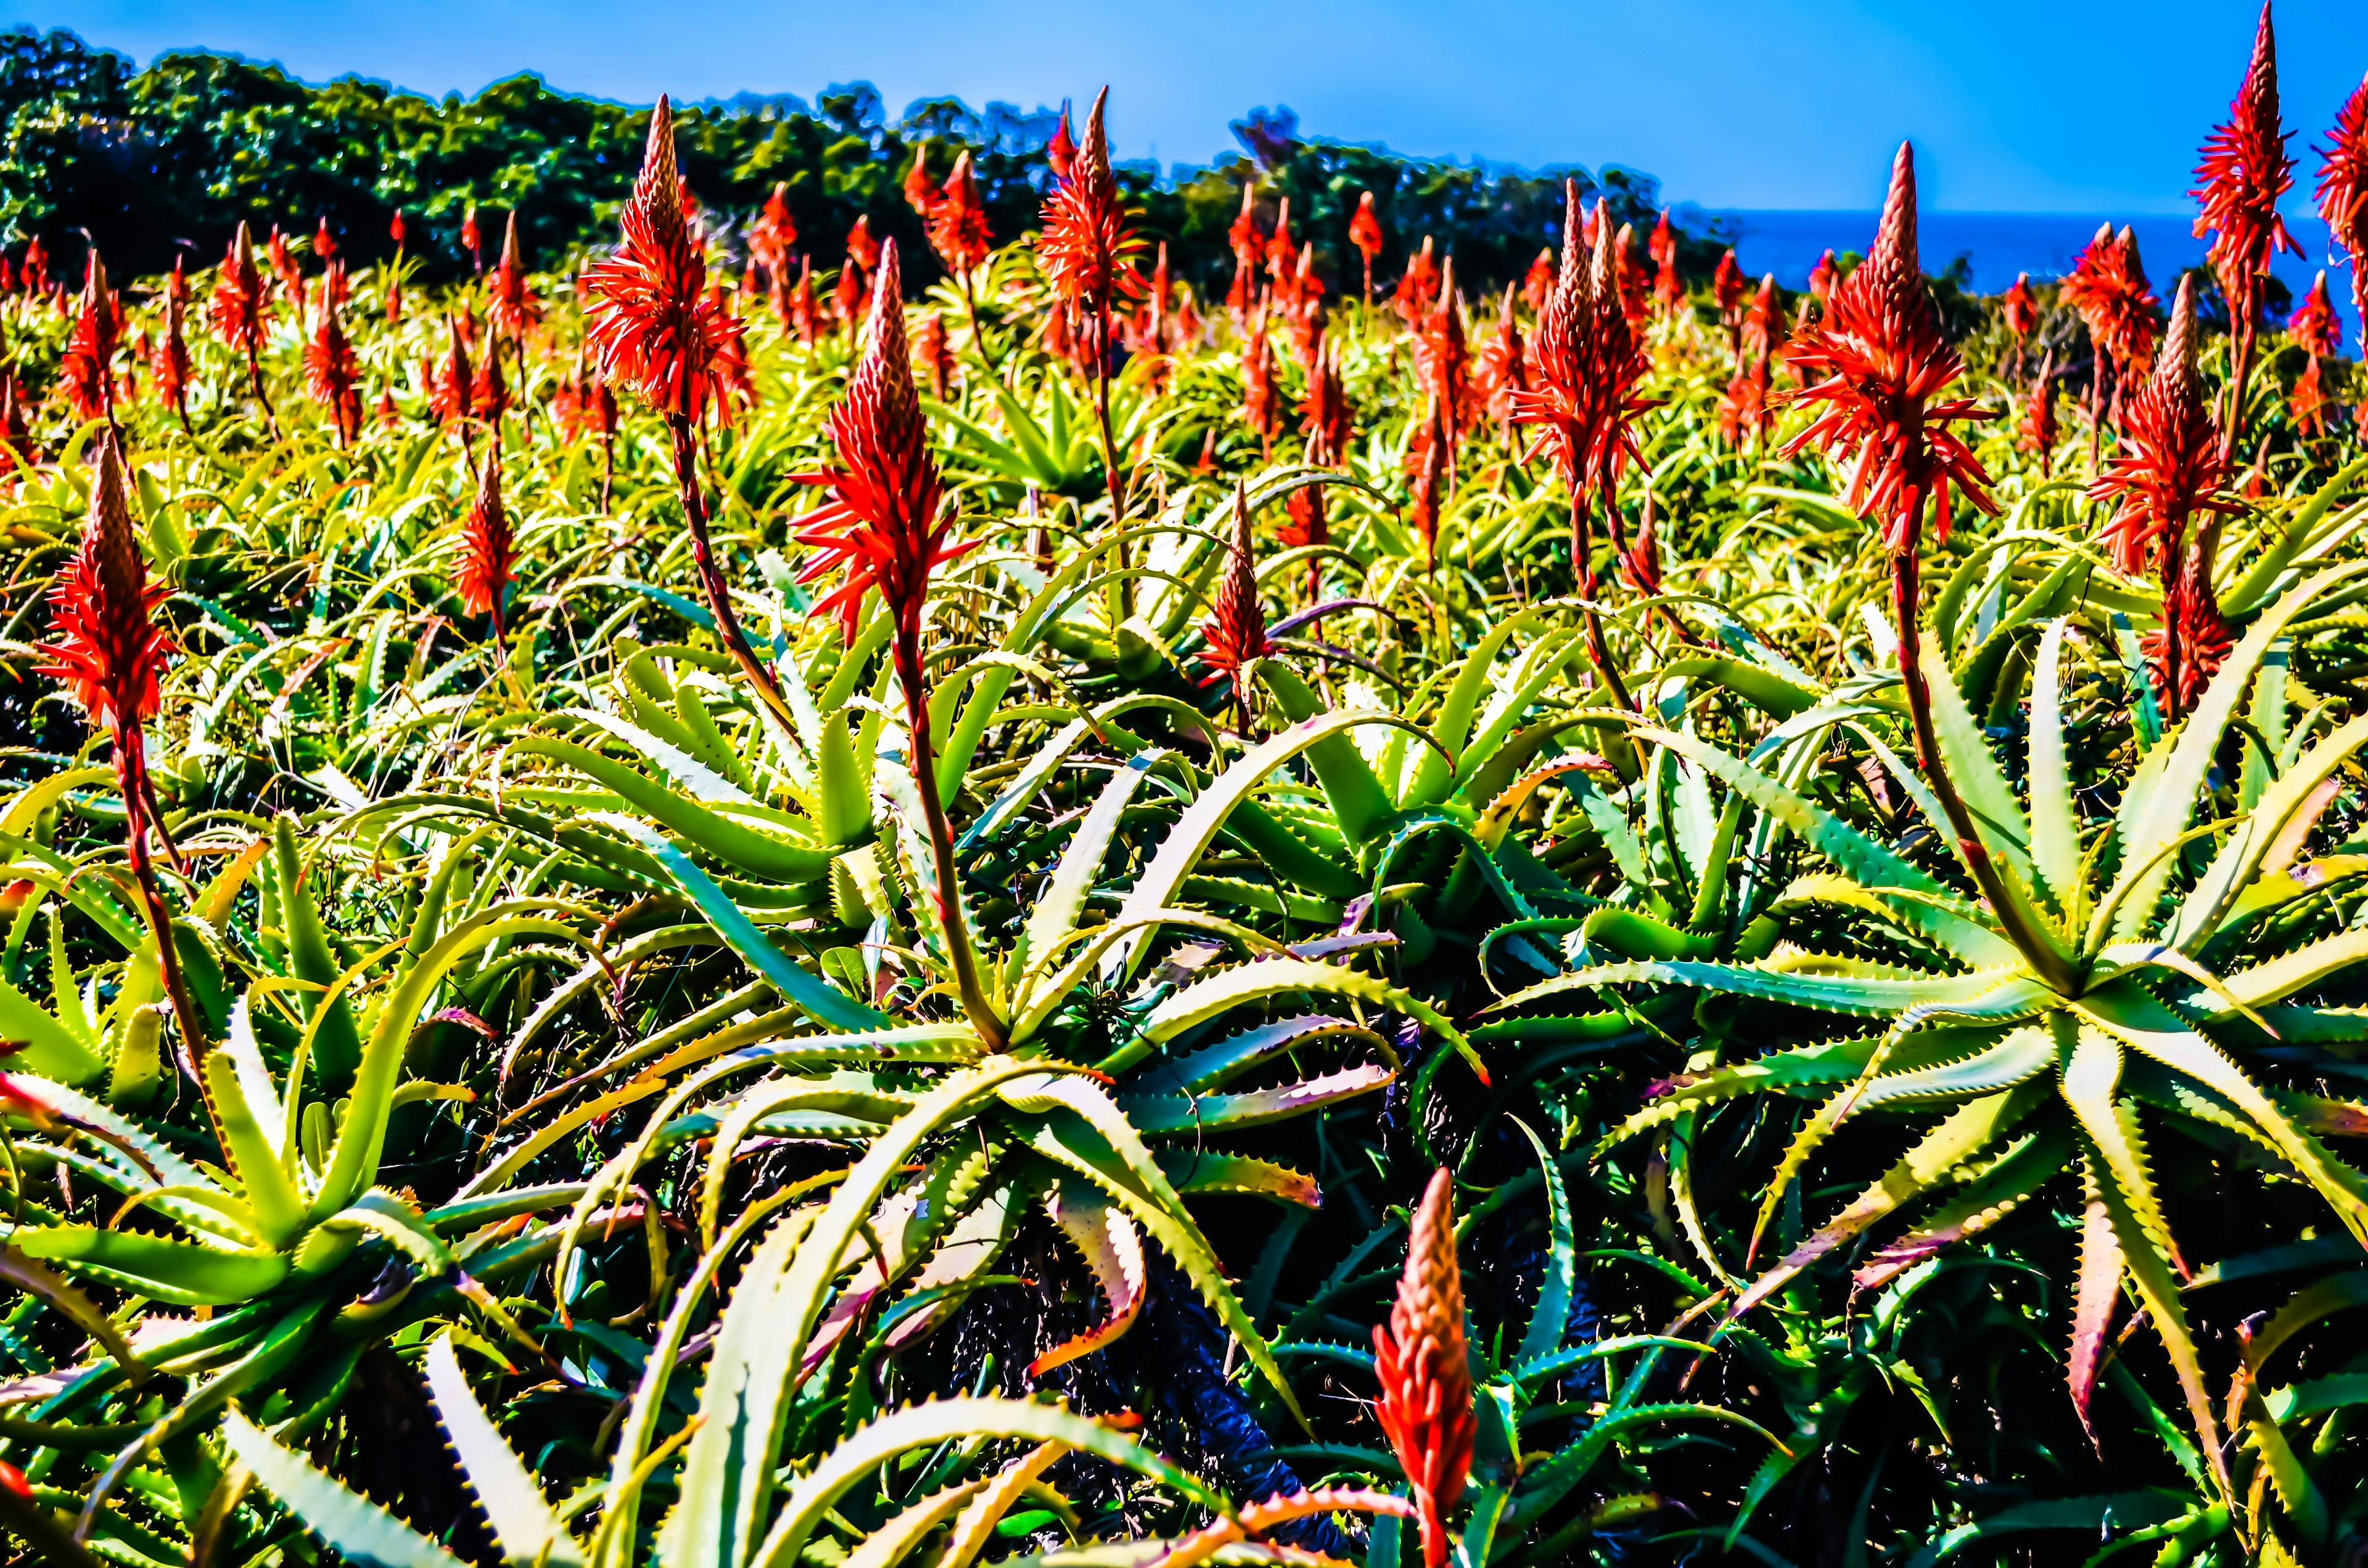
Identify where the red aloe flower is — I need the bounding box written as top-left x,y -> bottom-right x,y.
1420,260 -> 1473,445
2060,225 -> 2159,385
2021,351 -> 2062,478
845,214 -> 881,274
432,316 -> 474,430
1478,288 -> 1527,427
2290,270 -> 2341,357
2318,72 -> 2368,352
1712,247 -> 1748,358
902,150 -> 941,221
390,210 -> 408,250
1038,87 -> 1142,517
456,454 -> 514,636
1519,247 -> 1555,316
1265,195 -> 1297,289
36,433 -> 199,1041
376,386 -> 399,429
1373,1169 -> 1475,1568
2290,352 -> 2331,437
1807,248 -> 1836,310
1718,355 -> 1767,450
1742,273 -> 1781,366
1614,224 -> 1650,329
462,204 -> 483,272
22,236 -> 47,295
1046,105 -> 1076,180
1227,182 -> 1264,320
793,239 -> 998,1046
1653,214 -> 1687,318
266,225 -> 302,302
1278,483 -> 1328,559
1394,235 -> 1440,327
60,250 -> 120,425
1302,332 -> 1353,466
2089,278 -> 2240,718
488,211 -> 542,342
1349,190 -> 1384,305
2193,4 -> 2299,335
2002,272 -> 2039,340
915,311 -> 953,400
472,330 -> 510,423
313,216 -> 336,261
210,222 -> 276,425
789,255 -> 821,343
154,273 -> 192,435
1037,88 -> 1146,330
1199,483 -> 1272,710
304,289 -> 361,445
1241,313 -> 1280,454
1511,182 -> 1659,604
929,151 -> 991,277
1782,146 -> 1996,554
584,98 -> 746,430
751,182 -> 797,281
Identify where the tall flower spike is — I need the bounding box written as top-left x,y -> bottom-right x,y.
1349,190 -> 1383,303
1807,248 -> 1836,309
208,223 -> 276,426
584,96 -> 746,429
2290,271 -> 2341,357
930,151 -> 991,276
1394,236 -> 1439,326
1373,1169 -> 1474,1568
488,211 -> 541,342
456,454 -> 515,636
2317,72 -> 2368,352
2002,273 -> 2039,340
794,240 -> 970,644
1037,86 -> 1144,324
60,250 -> 118,424
1781,144 -> 1996,554
38,433 -> 172,731
154,278 -> 192,433
304,287 -> 360,445
2192,1 -> 2298,334
1198,483 -> 1271,712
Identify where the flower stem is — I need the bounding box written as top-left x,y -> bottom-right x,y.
116,720 -> 206,1064
894,629 -> 1005,1051
668,415 -> 801,742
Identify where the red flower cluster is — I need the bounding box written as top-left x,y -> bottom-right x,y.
60,251 -> 120,423
1511,181 -> 1657,527
1781,144 -> 1996,554
2319,73 -> 2368,351
488,212 -> 542,342
2001,273 -> 2039,340
1393,236 -> 1441,327
2192,1 -> 2298,333
1373,1169 -> 1475,1568
2060,223 -> 2158,396
1349,190 -> 1384,300
584,97 -> 747,428
2291,271 -> 2342,357
305,286 -> 361,443
1199,484 -> 1272,698
36,433 -> 173,729
456,455 -> 515,630
209,222 -> 271,358
1035,88 -> 1144,332
795,240 -> 974,644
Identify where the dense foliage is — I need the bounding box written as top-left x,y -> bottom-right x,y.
1,17 -> 2367,1568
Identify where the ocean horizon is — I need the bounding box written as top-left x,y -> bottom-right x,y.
1701,209 -> 2359,342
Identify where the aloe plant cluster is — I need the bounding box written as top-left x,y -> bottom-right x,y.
0,29 -> 2366,1567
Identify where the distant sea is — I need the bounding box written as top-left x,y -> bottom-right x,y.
1710,210 -> 2359,342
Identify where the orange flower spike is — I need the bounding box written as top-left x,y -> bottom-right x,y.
1393,234 -> 1439,326
2002,273 -> 2039,339
1046,104 -> 1076,181
1301,334 -> 1353,467
2087,276 -> 2237,578
209,221 -> 270,357
1198,483 -> 1272,704
1780,144 -> 1997,554
583,97 -> 746,430
931,151 -> 991,276
1349,190 -> 1384,302
37,437 -> 173,732
1521,246 -> 1555,315
456,455 -> 515,637
2290,270 -> 2340,357
2021,352 -> 2061,477
2316,72 -> 2368,350
303,294 -> 360,445
461,204 -> 483,271
1807,248 -> 1836,309
60,249 -> 118,423
752,182 -> 797,276
313,215 -> 336,261
153,275 -> 192,430
1373,1168 -> 1476,1568
2192,1 -> 2299,334
1036,87 -> 1145,322
488,211 -> 541,342
902,149 -> 940,220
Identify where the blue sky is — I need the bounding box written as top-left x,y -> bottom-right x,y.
13,0 -> 2368,213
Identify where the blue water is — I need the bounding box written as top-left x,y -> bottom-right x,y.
1707,209 -> 2359,343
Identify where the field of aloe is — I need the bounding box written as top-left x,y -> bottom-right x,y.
4,7 -> 2368,1565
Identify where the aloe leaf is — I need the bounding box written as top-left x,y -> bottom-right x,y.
1029,1175 -> 1148,1375
423,1336 -> 583,1567
1852,1122 -> 2074,1291
1117,1062 -> 1394,1133
932,1442 -> 1072,1568
520,739 -> 832,881
1256,660 -> 1401,847
223,1408 -> 467,1568
1511,1119 -> 1577,1368
2167,713 -> 2368,950
2219,453 -> 2368,615
1902,1492 -> 2200,1568
1013,749 -> 1162,998
749,1397 -> 1219,1568
12,1227 -> 289,1305
2026,618 -> 2081,914
592,815 -> 882,1032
